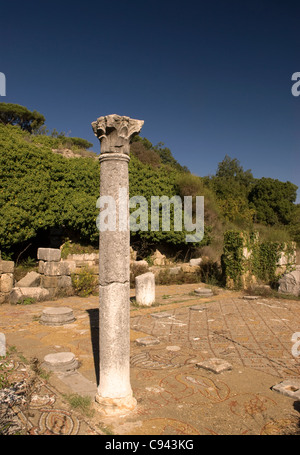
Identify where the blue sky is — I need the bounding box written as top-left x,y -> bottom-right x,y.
1,0 -> 299,201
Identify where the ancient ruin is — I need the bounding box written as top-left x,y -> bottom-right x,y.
92,114 -> 144,415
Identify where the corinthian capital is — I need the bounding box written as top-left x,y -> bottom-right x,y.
92,114 -> 144,155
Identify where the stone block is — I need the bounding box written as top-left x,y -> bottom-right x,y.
189,258 -> 202,267
42,275 -> 72,289
135,272 -> 155,306
181,264 -> 199,273
37,248 -> 61,262
16,271 -> 41,288
272,380 -> 300,400
0,261 -> 14,273
38,260 -> 45,274
131,260 -> 149,269
169,266 -> 181,275
196,358 -> 232,374
43,261 -> 76,276
9,287 -> 50,304
278,266 -> 300,296
0,274 -> 14,293
0,333 -> 6,357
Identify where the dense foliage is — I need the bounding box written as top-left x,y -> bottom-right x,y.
0,107 -> 299,261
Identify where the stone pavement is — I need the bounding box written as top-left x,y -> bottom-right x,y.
0,283 -> 299,435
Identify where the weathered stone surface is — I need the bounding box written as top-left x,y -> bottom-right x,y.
169,266 -> 181,275
181,264 -> 199,273
130,247 -> 137,261
135,336 -> 160,346
40,307 -> 75,326
16,271 -> 40,288
0,332 -> 6,357
189,258 -> 202,267
194,287 -> 213,296
41,275 -> 72,289
0,261 -> 14,274
42,352 -> 78,374
272,379 -> 300,400
196,358 -> 232,374
278,266 -> 300,296
37,248 -> 61,262
0,274 -> 14,293
38,261 -> 45,274
9,287 -> 50,304
92,114 -> 144,155
93,114 -> 144,414
43,261 -> 76,276
67,253 -> 98,262
131,260 -> 148,269
135,272 -> 155,306
151,250 -> 167,266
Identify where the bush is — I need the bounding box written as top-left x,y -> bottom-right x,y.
71,267 -> 97,297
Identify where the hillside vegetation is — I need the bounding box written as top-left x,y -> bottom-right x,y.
0,103 -> 299,263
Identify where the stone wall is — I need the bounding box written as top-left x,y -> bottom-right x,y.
38,248 -> 76,298
223,230 -> 297,289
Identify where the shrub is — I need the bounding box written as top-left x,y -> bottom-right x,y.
71,267 -> 97,297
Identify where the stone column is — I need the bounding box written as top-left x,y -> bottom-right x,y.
92,114 -> 144,415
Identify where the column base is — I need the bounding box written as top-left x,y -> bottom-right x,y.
95,393 -> 137,416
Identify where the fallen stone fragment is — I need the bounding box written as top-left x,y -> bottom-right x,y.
9,287 -> 50,304
242,295 -> 259,300
135,336 -> 160,346
271,379 -> 300,400
16,271 -> 41,288
195,358 -> 232,374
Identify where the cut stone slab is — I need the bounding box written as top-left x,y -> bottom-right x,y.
9,287 -> 50,304
194,288 -> 213,296
151,312 -> 172,319
0,332 -> 6,357
271,379 -> 300,400
196,358 -> 232,374
135,336 -> 160,346
40,307 -> 76,326
56,371 -> 97,398
37,248 -> 61,262
16,271 -> 41,288
242,295 -> 259,300
135,272 -> 155,306
42,352 -> 78,374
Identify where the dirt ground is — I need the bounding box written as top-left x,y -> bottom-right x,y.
0,283 -> 299,435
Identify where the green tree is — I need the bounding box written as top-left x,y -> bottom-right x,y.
248,177 -> 298,226
0,103 -> 45,133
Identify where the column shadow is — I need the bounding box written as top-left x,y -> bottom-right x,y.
86,308 -> 100,386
